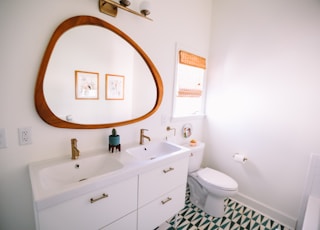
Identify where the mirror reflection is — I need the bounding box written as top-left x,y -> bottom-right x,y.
35,16 -> 163,129
44,25 -> 156,124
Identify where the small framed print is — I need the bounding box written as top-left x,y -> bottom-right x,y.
106,74 -> 124,100
75,70 -> 99,100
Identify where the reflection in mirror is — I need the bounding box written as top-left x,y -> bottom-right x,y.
35,16 -> 163,129
44,25 -> 155,124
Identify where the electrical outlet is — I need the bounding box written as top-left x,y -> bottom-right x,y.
0,128 -> 7,149
18,127 -> 32,145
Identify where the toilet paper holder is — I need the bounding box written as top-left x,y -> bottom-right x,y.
232,153 -> 248,163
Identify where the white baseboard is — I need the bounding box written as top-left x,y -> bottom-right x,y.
233,192 -> 297,229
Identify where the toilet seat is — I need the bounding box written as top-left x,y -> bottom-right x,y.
197,167 -> 238,191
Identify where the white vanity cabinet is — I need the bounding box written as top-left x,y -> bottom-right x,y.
137,157 -> 189,230
30,142 -> 191,230
100,211 -> 137,230
36,176 -> 138,230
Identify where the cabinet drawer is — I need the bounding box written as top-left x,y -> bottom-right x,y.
100,211 -> 137,230
138,185 -> 186,230
38,176 -> 138,230
138,157 -> 188,206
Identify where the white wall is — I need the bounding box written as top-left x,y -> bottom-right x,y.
0,1 -> 212,229
205,0 -> 320,228
4,0 -> 318,229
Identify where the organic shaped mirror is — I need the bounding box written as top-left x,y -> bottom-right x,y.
35,16 -> 163,129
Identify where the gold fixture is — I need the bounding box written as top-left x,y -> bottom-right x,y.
71,138 -> 80,160
163,167 -> 174,173
161,197 -> 172,205
119,0 -> 130,7
140,129 -> 151,145
99,0 -> 152,21
90,193 -> 108,203
166,126 -> 176,136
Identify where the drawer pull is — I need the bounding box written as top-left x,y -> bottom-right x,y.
90,193 -> 108,203
161,197 -> 172,205
163,167 -> 174,173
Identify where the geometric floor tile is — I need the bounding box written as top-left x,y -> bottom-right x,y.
158,186 -> 291,230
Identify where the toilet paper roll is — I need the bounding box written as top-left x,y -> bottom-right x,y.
233,154 -> 248,164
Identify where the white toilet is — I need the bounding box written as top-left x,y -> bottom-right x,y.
185,142 -> 238,217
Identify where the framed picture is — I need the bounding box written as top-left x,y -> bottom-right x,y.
75,70 -> 99,100
106,74 -> 125,100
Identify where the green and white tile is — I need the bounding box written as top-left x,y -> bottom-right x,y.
158,187 -> 291,230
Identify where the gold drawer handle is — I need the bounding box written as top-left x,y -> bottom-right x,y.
163,167 -> 174,173
90,193 -> 108,203
161,197 -> 172,205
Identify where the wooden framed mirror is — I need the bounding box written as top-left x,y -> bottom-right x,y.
35,15 -> 163,129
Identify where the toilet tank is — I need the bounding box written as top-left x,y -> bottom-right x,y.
183,142 -> 205,173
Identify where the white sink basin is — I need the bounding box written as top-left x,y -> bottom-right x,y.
29,143 -> 190,210
37,154 -> 123,190
126,141 -> 184,161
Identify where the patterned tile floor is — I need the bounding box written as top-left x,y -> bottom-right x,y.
158,187 -> 291,230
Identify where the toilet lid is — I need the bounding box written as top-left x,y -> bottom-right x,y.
197,167 -> 238,191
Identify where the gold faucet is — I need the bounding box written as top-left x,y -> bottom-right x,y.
71,138 -> 80,160
140,129 -> 151,145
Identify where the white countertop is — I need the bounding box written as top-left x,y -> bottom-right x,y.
29,141 -> 190,211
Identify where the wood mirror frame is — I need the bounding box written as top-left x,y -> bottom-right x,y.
35,15 -> 163,129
